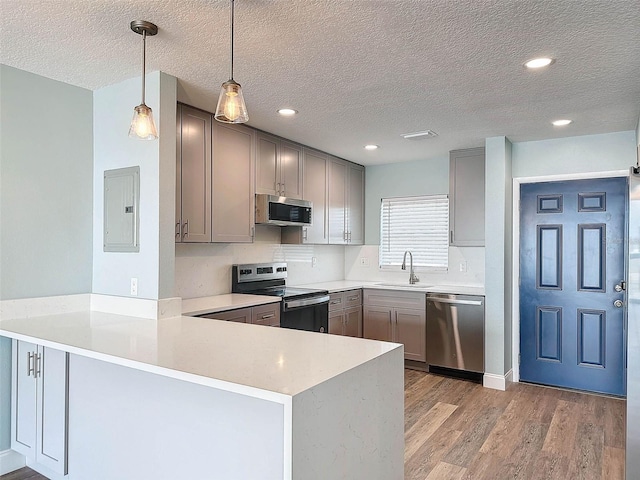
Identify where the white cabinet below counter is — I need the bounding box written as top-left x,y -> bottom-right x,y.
11,340 -> 68,477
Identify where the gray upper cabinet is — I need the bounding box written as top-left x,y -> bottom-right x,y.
282,148 -> 328,244
328,156 -> 364,245
176,104 -> 212,243
256,132 -> 303,199
212,122 -> 255,243
449,147 -> 485,246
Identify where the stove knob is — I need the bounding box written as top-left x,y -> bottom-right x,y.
319,326 -> 325,333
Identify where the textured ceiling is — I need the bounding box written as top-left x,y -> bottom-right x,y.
1,0 -> 639,165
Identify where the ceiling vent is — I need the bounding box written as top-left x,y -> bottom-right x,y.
400,130 -> 438,140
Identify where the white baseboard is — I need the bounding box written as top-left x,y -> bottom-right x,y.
483,369 -> 513,391
0,449 -> 26,475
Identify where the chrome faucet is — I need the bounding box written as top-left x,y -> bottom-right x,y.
401,251 -> 419,284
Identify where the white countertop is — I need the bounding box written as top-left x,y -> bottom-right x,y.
181,293 -> 281,316
296,280 -> 484,296
0,311 -> 400,403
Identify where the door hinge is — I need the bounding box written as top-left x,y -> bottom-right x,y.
518,354 -> 521,365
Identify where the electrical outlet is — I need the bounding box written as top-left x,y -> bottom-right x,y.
311,257 -> 317,267
130,277 -> 138,296
459,261 -> 467,273
359,257 -> 370,267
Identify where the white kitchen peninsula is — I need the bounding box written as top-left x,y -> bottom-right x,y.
0,309 -> 404,480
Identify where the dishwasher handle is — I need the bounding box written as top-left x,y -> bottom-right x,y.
427,296 -> 483,306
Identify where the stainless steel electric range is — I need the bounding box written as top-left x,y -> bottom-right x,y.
231,262 -> 330,333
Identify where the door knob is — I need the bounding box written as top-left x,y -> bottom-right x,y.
613,299 -> 623,308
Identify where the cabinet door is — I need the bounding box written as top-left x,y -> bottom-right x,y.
212,123 -> 255,243
203,308 -> 251,323
36,346 -> 69,475
252,303 -> 281,327
344,306 -> 362,338
175,106 -> 183,243
256,133 -> 279,195
328,157 -> 347,244
11,340 -> 37,459
178,105 -> 212,243
449,147 -> 485,246
363,306 -> 393,342
328,312 -> 345,335
280,141 -> 303,199
347,163 -> 365,245
302,148 -> 328,243
395,308 -> 426,362
344,289 -> 362,309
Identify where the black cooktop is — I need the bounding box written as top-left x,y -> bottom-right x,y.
249,286 -> 328,301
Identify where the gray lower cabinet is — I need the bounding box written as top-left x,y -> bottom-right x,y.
328,289 -> 362,337
362,289 -> 426,362
200,304 -> 280,327
212,122 -> 255,243
176,104 -> 212,243
449,147 -> 485,246
11,340 -> 69,476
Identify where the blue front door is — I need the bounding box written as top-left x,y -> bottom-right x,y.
519,177 -> 627,396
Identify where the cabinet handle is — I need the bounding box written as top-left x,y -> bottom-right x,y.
347,296 -> 358,301
251,226 -> 255,238
175,222 -> 181,238
34,352 -> 42,378
276,182 -> 281,195
450,230 -> 454,244
183,220 -> 189,238
281,183 -> 285,194
260,313 -> 275,319
330,299 -> 342,305
303,228 -> 308,241
27,351 -> 34,377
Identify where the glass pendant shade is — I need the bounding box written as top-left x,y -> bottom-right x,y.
129,104 -> 158,140
215,80 -> 249,123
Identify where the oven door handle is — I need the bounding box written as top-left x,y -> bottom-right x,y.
284,295 -> 330,310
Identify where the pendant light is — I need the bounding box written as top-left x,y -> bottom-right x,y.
129,20 -> 159,140
215,0 -> 249,124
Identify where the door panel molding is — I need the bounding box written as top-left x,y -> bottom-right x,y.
577,309 -> 606,368
577,223 -> 606,292
536,306 -> 562,362
536,225 -> 563,290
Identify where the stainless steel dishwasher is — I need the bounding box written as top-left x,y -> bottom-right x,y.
426,294 -> 484,374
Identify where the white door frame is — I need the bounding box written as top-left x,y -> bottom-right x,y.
510,169 -> 629,382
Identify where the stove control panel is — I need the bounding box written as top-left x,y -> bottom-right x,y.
233,262 -> 288,283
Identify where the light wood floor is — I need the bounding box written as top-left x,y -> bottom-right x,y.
405,369 -> 626,480
2,370 -> 626,480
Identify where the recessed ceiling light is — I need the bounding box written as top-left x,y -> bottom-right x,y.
277,108 -> 297,116
364,144 -> 379,151
524,57 -> 555,69
552,119 -> 572,126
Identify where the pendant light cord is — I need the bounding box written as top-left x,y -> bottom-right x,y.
230,0 -> 235,80
141,29 -> 147,105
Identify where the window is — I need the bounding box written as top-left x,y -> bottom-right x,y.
379,195 -> 449,270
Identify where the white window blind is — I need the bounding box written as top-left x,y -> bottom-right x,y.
379,194 -> 449,270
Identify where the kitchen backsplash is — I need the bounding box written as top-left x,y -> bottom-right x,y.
174,226 -> 346,298
345,245 -> 484,286
175,227 -> 485,299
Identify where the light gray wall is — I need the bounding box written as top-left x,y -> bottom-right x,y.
92,72 -> 176,300
364,156 -> 449,245
0,65 -> 93,300
0,65 -> 93,452
484,136 -> 512,376
512,130 -> 635,178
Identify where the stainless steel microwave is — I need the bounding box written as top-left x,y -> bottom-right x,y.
255,194 -> 312,227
